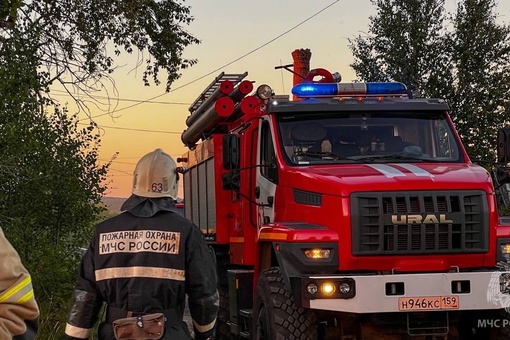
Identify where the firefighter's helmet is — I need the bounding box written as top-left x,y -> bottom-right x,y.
131,148 -> 178,199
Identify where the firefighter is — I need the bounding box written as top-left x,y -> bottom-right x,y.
0,227 -> 39,339
63,148 -> 219,340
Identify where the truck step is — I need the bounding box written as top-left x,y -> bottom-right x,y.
239,331 -> 251,338
239,308 -> 252,318
407,312 -> 449,336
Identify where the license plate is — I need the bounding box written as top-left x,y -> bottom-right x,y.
398,296 -> 459,311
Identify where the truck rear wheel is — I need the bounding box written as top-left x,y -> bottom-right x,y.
253,267 -> 317,340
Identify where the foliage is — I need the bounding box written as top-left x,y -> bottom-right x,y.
445,0 -> 510,161
349,0 -> 447,93
0,32 -> 109,337
1,0 -> 200,118
348,0 -> 510,162
1,1 -> 201,338
21,0 -> 197,93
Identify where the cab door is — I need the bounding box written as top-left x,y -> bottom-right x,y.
256,119 -> 278,228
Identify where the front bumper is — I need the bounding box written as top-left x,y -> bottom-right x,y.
292,271 -> 510,313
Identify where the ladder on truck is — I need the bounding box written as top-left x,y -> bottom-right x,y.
188,72 -> 248,115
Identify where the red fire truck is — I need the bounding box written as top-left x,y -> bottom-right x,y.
178,67 -> 510,339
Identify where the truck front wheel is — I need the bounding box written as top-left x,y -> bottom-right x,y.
253,267 -> 317,340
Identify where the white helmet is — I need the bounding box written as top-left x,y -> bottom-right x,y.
131,148 -> 178,199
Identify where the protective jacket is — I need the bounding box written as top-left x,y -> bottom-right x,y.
64,197 -> 218,340
0,227 -> 39,339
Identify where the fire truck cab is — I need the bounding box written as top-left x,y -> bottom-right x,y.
179,68 -> 510,339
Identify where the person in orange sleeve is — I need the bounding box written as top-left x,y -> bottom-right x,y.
0,227 -> 39,339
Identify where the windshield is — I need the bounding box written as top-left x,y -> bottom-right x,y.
277,111 -> 464,165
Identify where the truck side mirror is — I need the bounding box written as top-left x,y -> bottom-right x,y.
498,128 -> 510,164
223,134 -> 240,170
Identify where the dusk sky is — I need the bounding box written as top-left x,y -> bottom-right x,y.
54,0 -> 510,198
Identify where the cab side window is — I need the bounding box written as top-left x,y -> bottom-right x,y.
260,121 -> 278,183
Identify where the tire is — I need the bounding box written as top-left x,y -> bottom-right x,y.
253,267 -> 317,340
215,284 -> 239,340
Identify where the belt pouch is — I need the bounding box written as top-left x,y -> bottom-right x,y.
112,313 -> 165,340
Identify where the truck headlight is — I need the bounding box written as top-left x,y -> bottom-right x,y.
320,282 -> 335,295
303,278 -> 356,299
502,244 -> 510,255
339,282 -> 351,294
306,283 -> 318,295
497,238 -> 510,263
304,249 -> 331,259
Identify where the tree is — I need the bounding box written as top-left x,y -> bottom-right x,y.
348,0 -> 510,162
0,29 -> 110,338
349,0 -> 447,94
1,0 -> 200,113
1,1 -> 201,338
446,0 -> 510,161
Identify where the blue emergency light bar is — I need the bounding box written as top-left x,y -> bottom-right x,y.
291,82 -> 408,98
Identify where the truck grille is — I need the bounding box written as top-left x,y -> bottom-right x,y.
351,191 -> 488,255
